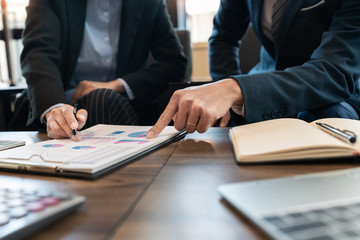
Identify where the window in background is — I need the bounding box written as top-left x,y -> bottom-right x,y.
0,0 -> 28,87
1,0 -> 222,84
185,0 -> 220,81
185,0 -> 219,43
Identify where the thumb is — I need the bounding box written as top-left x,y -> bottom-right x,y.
219,111 -> 231,127
76,109 -> 88,129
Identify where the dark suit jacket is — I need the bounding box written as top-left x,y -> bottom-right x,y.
21,0 -> 187,126
209,0 -> 360,124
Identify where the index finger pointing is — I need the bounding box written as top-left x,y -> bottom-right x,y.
146,98 -> 179,139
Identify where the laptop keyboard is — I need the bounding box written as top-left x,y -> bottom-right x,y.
262,201 -> 360,240
0,185 -> 85,240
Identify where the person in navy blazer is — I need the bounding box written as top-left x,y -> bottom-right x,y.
147,0 -> 360,138
20,0 -> 186,139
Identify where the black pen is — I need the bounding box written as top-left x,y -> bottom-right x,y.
316,122 -> 357,144
72,103 -> 78,138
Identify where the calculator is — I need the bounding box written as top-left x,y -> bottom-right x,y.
0,184 -> 85,240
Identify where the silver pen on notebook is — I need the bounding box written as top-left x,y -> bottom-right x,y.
316,122 -> 357,144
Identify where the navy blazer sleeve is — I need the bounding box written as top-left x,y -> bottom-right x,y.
209,0 -> 360,124
21,0 -> 67,125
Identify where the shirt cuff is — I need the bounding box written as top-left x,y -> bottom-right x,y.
231,104 -> 245,117
117,78 -> 135,101
40,103 -> 65,124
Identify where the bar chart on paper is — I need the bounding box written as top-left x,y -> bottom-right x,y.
127,131 -> 147,138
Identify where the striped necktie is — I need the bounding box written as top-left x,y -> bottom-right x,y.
272,0 -> 288,40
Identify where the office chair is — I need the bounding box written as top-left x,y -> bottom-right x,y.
239,25 -> 261,74
175,29 -> 192,82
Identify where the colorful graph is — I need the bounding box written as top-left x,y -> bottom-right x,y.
80,136 -> 117,144
107,131 -> 124,136
42,144 -> 64,148
72,146 -> 96,150
128,131 -> 146,138
115,140 -> 149,145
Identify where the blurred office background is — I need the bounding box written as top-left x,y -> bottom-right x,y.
0,0 -> 224,130
0,0 -> 220,87
0,0 -> 27,87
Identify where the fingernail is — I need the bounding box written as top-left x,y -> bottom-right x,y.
77,114 -> 84,121
146,131 -> 154,139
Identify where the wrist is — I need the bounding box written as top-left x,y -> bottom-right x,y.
42,103 -> 65,124
111,80 -> 125,93
221,78 -> 243,106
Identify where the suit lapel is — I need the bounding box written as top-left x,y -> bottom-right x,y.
116,0 -> 146,76
274,0 -> 304,58
249,0 -> 304,60
248,0 -> 263,38
66,0 -> 86,85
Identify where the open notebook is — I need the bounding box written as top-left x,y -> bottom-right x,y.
0,125 -> 185,179
229,118 -> 360,163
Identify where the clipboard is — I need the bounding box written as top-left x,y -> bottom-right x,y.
0,125 -> 186,179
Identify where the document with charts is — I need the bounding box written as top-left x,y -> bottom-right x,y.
0,125 -> 185,179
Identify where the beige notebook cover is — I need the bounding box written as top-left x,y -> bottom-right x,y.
229,118 -> 360,163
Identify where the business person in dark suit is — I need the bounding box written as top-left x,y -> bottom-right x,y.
21,0 -> 186,140
147,0 -> 360,138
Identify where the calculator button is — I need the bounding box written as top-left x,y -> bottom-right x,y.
23,195 -> 40,203
41,197 -> 60,207
0,213 -> 10,226
0,204 -> 7,212
26,202 -> 45,212
36,190 -> 52,198
7,199 -> 24,208
7,192 -> 22,199
8,207 -> 28,218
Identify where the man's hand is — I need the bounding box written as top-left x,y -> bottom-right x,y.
71,80 -> 125,104
45,104 -> 88,141
146,78 -> 243,138
219,110 -> 231,127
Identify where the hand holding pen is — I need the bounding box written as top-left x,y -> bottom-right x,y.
45,104 -> 88,141
72,103 -> 78,138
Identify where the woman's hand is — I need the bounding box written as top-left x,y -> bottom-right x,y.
45,104 -> 88,141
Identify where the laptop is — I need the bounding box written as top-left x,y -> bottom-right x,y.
218,167 -> 360,240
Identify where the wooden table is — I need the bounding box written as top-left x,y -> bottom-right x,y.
0,129 -> 358,240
